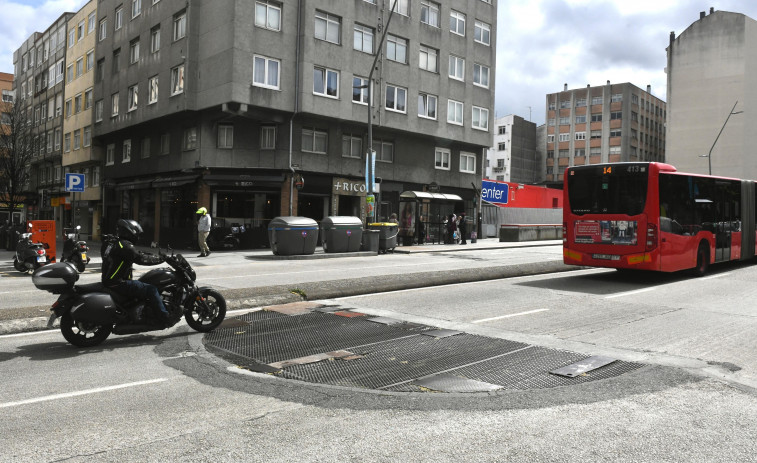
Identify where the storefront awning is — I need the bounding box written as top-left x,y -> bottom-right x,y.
400,191 -> 463,201
203,174 -> 285,187
152,175 -> 198,189
114,179 -> 154,191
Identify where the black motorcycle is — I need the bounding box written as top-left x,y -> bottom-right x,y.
60,225 -> 90,272
14,224 -> 49,274
207,225 -> 241,250
33,248 -> 226,347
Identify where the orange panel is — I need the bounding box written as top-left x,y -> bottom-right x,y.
29,220 -> 56,262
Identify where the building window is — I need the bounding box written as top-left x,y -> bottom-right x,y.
391,0 -> 409,15
418,92 -> 437,119
95,100 -> 103,122
591,113 -> 602,122
575,148 -> 586,157
171,64 -> 184,95
472,106 -> 488,131
313,66 -> 339,98
132,0 -> 142,18
473,63 -> 489,87
460,152 -> 476,173
99,18 -> 107,41
560,100 -> 571,109
352,76 -> 369,104
261,126 -> 276,149
69,29 -> 75,47
450,10 -> 465,36
575,115 -> 586,123
449,55 -> 464,81
129,39 -> 140,64
96,58 -> 105,82
559,149 -> 569,158
474,21 -> 490,45
161,134 -> 170,155
558,133 -> 570,142
253,55 -> 280,89
590,130 -> 601,139
148,76 -> 158,104
610,111 -> 622,120
314,11 -> 340,44
128,84 -> 138,111
255,1 -> 281,31
353,24 -> 374,54
112,49 -> 121,74
498,125 -> 506,135
419,45 -> 438,73
575,132 -> 586,140
611,93 -> 622,102
372,140 -> 393,162
385,84 -> 406,113
64,133 -> 71,152
609,146 -> 621,155
448,99 -> 463,125
632,94 -> 639,105
84,88 -> 93,110
183,127 -> 197,150
610,129 -> 621,137
342,134 -> 362,158
115,6 -> 123,30
576,98 -> 587,107
151,26 -> 160,53
173,10 -> 186,41
111,93 -> 119,117
302,128 -> 327,154
590,147 -> 601,156
386,35 -> 407,64
421,1 -> 440,27
498,142 -> 506,151
65,99 -> 72,118
559,116 -> 570,125
591,96 -> 603,105
435,147 -> 450,170
218,125 -> 233,149
67,64 -> 74,83
54,128 -> 61,151
83,127 -> 91,147
106,143 -> 115,165
92,166 -> 100,187
122,139 -> 131,162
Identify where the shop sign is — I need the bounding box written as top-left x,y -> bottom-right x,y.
332,177 -> 368,196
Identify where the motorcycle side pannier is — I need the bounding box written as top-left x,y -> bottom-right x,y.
32,262 -> 79,293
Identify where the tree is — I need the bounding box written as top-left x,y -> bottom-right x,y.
0,97 -> 34,223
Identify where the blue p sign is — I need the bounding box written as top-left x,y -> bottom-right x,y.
65,173 -> 85,192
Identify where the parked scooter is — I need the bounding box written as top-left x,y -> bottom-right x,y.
13,224 -> 49,274
60,225 -> 90,272
34,247 -> 226,347
207,225 -> 241,250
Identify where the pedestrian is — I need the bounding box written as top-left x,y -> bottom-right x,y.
389,213 -> 398,224
196,207 -> 211,257
458,212 -> 467,245
446,213 -> 457,244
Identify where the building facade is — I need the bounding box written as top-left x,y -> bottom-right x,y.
0,72 -> 22,224
666,9 -> 757,178
544,82 -> 666,186
486,114 -> 537,183
90,0 -> 496,246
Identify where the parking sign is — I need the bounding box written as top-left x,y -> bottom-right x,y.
65,173 -> 85,192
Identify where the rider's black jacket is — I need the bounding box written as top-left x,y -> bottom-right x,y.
101,238 -> 163,287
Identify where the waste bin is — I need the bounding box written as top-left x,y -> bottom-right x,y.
361,229 -> 379,254
368,223 -> 398,253
268,216 -> 319,256
321,216 -> 363,253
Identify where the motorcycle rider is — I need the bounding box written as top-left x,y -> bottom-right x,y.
102,219 -> 172,325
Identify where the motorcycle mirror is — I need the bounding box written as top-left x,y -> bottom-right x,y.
76,225 -> 81,230
28,223 -> 32,229
43,243 -> 50,249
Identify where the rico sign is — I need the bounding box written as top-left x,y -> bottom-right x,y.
481,180 -> 508,206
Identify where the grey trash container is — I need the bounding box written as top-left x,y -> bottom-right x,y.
321,216 -> 363,253
361,229 -> 379,254
268,216 -> 319,256
368,222 -> 398,253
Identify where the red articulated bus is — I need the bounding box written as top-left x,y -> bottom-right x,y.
562,162 -> 757,276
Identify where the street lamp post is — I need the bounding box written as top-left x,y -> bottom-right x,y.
699,100 -> 743,175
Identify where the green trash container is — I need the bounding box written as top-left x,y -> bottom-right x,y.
368,223 -> 398,253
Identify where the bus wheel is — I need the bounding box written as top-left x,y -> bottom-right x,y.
692,242 -> 709,277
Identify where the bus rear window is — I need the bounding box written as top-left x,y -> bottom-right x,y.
568,164 -> 648,216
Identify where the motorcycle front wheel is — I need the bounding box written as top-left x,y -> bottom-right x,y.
13,257 -> 24,272
184,289 -> 226,332
60,313 -> 112,347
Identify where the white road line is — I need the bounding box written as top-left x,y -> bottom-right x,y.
471,309 -> 549,324
604,287 -> 657,299
0,378 -> 170,409
702,272 -> 731,280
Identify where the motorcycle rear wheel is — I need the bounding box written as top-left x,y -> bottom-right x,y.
60,313 -> 112,347
75,259 -> 86,273
184,289 -> 226,332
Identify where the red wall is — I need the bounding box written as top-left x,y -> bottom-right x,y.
483,179 -> 563,209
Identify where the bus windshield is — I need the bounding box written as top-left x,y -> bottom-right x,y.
567,164 -> 648,216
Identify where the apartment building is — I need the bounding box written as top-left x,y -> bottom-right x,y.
486,114 -> 537,184
13,13 -> 73,234
0,72 -> 21,224
544,82 -> 666,185
63,0 -> 101,239
91,0 -> 496,245
666,9 -> 757,179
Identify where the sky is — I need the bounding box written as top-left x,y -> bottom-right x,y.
3,0 -> 757,126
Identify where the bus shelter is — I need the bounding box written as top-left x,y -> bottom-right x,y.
398,191 -> 463,245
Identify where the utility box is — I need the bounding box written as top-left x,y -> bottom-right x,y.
368,223 -> 398,253
321,216 -> 363,253
268,216 -> 319,256
361,229 -> 380,254
29,220 -> 56,262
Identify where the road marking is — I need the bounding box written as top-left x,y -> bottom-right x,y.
604,287 -> 657,299
471,309 -> 549,324
0,378 -> 170,409
702,272 -> 731,280
0,290 -> 38,295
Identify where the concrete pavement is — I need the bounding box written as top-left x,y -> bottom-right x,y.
0,237 -> 569,335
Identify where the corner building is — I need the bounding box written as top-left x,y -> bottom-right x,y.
544,82 -> 665,186
93,0 -> 497,246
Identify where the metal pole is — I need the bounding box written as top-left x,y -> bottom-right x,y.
701,100 -> 742,175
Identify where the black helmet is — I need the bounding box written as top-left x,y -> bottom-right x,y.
116,219 -> 143,242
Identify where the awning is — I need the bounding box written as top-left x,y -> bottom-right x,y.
203,174 -> 285,187
400,191 -> 464,201
114,179 -> 153,191
152,175 -> 198,189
